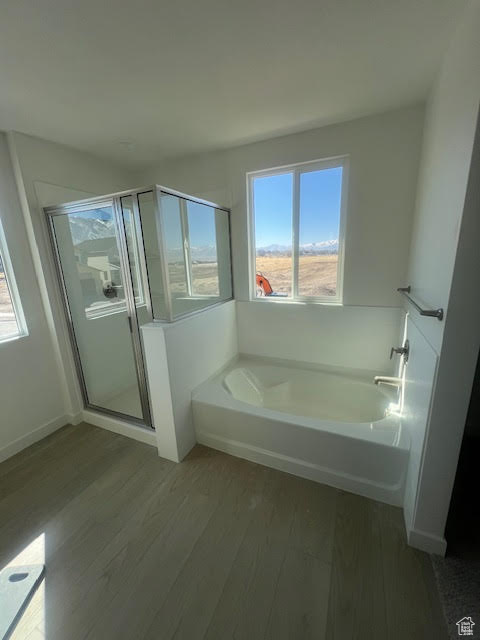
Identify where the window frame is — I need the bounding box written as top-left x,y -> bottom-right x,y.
247,155 -> 348,305
0,219 -> 28,343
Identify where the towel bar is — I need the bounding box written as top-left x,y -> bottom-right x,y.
397,286 -> 444,321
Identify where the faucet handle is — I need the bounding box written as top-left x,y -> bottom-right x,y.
390,340 -> 409,362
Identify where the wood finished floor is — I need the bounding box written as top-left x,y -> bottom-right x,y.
0,423 -> 446,640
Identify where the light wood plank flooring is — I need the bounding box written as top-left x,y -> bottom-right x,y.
0,423 -> 447,640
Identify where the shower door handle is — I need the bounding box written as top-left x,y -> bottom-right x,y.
127,315 -> 133,333
103,282 -> 118,299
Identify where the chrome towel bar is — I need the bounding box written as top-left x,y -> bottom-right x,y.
397,286 -> 444,321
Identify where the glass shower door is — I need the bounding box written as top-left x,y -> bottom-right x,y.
49,202 -> 151,425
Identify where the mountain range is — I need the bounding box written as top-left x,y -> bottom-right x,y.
70,215 -> 115,244
256,239 -> 338,256
69,216 -> 220,263
68,215 -> 338,261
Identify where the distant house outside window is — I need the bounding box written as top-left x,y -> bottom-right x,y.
0,220 -> 27,342
248,156 -> 348,303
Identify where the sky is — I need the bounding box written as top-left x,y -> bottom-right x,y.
185,201 -> 216,246
79,207 -> 112,222
161,196 -> 218,248
253,166 -> 343,248
72,173 -> 343,252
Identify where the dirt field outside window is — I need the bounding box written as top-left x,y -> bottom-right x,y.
255,254 -> 338,297
0,274 -> 18,338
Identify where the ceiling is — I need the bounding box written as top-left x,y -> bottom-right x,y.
0,0 -> 465,168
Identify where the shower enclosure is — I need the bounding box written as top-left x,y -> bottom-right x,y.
45,186 -> 233,428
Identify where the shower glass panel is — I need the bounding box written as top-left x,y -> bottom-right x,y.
213,207 -> 233,301
137,190 -> 232,320
187,201 -> 219,297
162,193 -> 188,299
137,191 -> 168,321
50,205 -> 147,422
120,194 -> 153,326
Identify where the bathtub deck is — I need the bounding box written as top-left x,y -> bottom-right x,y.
1,423 -> 446,640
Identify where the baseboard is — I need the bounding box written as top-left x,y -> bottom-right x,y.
197,431 -> 404,507
406,526 -> 447,556
0,410 -> 157,465
82,410 -> 157,447
66,411 -> 83,426
0,415 -> 69,464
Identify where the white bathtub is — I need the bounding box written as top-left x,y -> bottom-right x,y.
192,356 -> 409,505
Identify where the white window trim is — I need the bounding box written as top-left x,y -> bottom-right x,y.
0,219 -> 28,343
247,155 -> 349,305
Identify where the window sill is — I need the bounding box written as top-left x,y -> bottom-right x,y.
174,295 -> 220,301
0,331 -> 29,346
250,297 -> 343,307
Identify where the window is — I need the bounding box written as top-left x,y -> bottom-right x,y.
0,220 -> 27,342
249,157 -> 347,303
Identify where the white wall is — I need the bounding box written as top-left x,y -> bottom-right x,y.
142,301 -> 238,460
402,0 -> 480,553
1,132 -> 134,456
140,106 -> 424,374
237,302 -> 402,373
0,133 -> 66,460
406,4 -> 480,354
141,106 -> 424,304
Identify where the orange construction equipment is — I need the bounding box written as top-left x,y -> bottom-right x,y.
256,273 -> 273,296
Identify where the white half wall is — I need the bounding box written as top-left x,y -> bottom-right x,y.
142,301 -> 238,460
141,325 -> 180,462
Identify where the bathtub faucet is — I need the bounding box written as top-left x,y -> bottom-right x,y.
373,376 -> 402,388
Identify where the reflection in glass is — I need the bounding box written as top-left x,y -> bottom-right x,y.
137,191 -> 168,321
215,208 -> 233,301
59,207 -> 124,315
186,201 -> 219,296
161,194 -> 188,296
120,196 -> 144,303
139,191 -> 232,320
120,195 -> 152,329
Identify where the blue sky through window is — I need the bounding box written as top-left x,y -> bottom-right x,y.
254,167 -> 342,248
186,201 -> 216,248
162,196 -> 217,248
